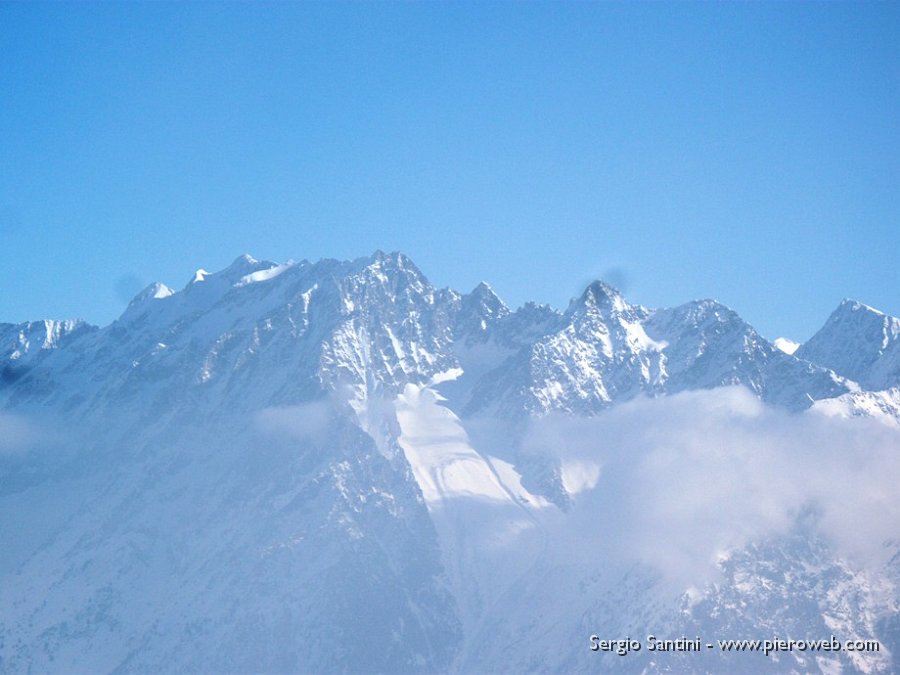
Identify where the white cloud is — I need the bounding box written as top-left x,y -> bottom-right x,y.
518,387 -> 900,587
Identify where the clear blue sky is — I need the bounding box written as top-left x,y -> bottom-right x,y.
1,2 -> 897,341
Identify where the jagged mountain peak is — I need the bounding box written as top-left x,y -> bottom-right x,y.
128,282 -> 175,306
837,297 -> 887,315
233,252 -> 259,266
470,280 -> 497,296
339,251 -> 433,308
667,297 -> 741,322
643,298 -> 747,341
796,299 -> 900,390
183,254 -> 281,290
108,252 -> 434,339
0,318 -> 95,367
367,249 -> 416,270
218,253 -> 280,281
462,281 -> 509,316
820,299 -> 899,335
574,279 -> 625,310
340,251 -> 429,290
452,282 -> 512,346
0,251 -> 888,422
806,298 -> 899,345
563,281 -> 642,334
118,282 -> 179,326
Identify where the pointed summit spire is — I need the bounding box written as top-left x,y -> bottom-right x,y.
796,298 -> 900,389
119,281 -> 176,324
469,281 -> 503,303
128,282 -> 175,307
462,281 -> 509,319
583,280 -> 623,302
568,280 -> 627,317
221,253 -> 267,278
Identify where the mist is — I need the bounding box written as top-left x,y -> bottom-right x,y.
0,412 -> 41,456
518,387 -> 900,588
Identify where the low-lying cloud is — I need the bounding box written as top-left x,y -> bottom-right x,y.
519,387 -> 900,587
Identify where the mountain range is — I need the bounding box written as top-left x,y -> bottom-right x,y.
1,251 -> 898,673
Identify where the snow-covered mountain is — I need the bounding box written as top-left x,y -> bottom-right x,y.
797,300 -> 900,391
1,251 -> 898,674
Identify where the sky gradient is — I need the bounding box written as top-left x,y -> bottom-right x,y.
1,2 -> 897,341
